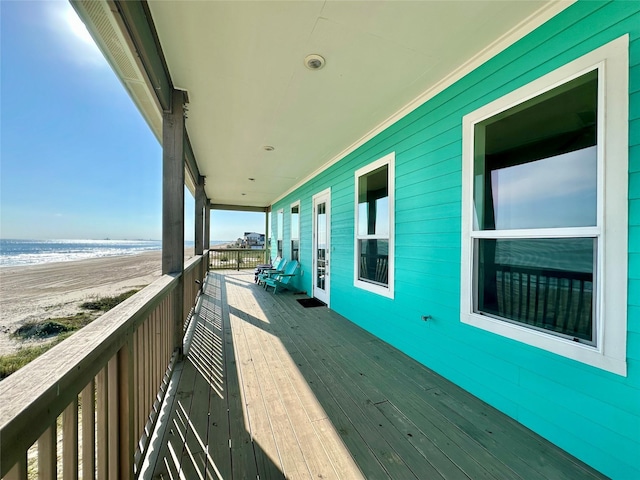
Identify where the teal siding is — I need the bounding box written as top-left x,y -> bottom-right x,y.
270,2 -> 640,478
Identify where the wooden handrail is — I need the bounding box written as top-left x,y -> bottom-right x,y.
0,253 -> 209,479
209,248 -> 268,270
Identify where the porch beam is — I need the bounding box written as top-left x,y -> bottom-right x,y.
184,131 -> 200,192
209,204 -> 269,213
113,1 -> 172,111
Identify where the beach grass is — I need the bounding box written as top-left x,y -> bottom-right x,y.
80,289 -> 139,311
1,289 -> 141,380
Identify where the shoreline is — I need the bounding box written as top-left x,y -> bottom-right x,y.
0,251 -> 167,355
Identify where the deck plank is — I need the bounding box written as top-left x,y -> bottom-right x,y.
217,275 -> 262,480
147,271 -> 607,480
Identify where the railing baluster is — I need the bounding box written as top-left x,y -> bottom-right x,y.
38,425 -> 56,479
62,398 -> 79,480
107,356 -> 119,477
81,380 -> 96,480
118,342 -> 134,480
96,368 -> 108,480
5,453 -> 27,480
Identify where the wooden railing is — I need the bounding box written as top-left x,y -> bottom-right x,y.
209,248 -> 268,270
0,253 -> 209,480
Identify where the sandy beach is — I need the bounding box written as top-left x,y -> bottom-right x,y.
0,251 -> 165,355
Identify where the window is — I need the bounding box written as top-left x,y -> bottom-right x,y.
291,202 -> 300,261
461,36 -> 628,375
276,209 -> 283,259
354,152 -> 394,298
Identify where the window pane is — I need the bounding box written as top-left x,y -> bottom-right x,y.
358,165 -> 389,236
277,210 -> 283,239
358,239 -> 389,286
291,240 -> 299,261
291,205 -> 300,240
474,70 -> 598,230
475,238 -> 595,343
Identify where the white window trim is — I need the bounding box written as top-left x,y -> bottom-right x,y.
354,152 -> 395,299
461,36 -> 628,376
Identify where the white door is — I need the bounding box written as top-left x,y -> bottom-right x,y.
312,188 -> 331,305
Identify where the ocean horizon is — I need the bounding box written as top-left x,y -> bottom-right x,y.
0,239 -> 230,268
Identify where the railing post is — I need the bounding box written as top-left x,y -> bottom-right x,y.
236,250 -> 240,271
63,399 -> 79,480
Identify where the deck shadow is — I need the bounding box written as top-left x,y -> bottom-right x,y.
145,273 -> 285,479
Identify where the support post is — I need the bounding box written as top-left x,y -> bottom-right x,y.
204,203 -> 211,251
162,89 -> 186,353
264,209 -> 270,263
195,176 -> 205,256
195,176 -> 205,283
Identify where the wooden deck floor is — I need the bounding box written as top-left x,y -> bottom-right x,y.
143,270 -> 606,480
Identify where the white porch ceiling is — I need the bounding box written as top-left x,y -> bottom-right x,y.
145,0 -> 562,208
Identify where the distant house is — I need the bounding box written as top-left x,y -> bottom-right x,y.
243,232 -> 265,247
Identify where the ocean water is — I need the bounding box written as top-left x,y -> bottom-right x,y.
0,239 -> 162,268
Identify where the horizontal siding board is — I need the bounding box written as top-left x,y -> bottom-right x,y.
515,395 -> 640,478
629,305 -> 640,334
631,90 -> 640,122
631,116 -> 640,146
630,252 -> 640,279
631,199 -> 640,226
629,279 -> 640,307
519,368 -> 640,443
628,331 -> 640,361
516,404 -> 639,480
631,145 -> 640,173
631,226 -> 640,253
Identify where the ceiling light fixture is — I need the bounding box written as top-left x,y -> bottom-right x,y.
304,54 -> 325,70
263,145 -> 275,151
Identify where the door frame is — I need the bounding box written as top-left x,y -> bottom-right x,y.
312,188 -> 331,306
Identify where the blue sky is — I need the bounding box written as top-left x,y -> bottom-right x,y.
1,0 -> 264,242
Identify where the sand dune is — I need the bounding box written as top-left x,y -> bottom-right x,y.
0,251 -> 164,355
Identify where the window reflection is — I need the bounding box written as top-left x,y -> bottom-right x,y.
474,70 -> 598,231
475,238 -> 595,343
358,165 -> 389,236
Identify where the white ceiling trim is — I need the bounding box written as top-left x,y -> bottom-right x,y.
271,0 -> 576,205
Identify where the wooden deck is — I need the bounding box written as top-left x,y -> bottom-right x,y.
142,270 -> 606,480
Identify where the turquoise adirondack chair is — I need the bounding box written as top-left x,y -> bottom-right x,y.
264,260 -> 299,293
257,257 -> 287,285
